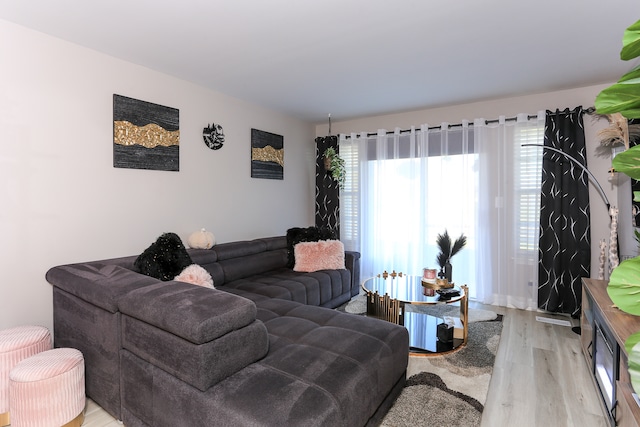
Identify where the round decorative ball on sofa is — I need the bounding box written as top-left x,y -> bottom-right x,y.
9,348 -> 85,427
0,326 -> 51,427
187,228 -> 216,249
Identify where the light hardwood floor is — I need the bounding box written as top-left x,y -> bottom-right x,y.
477,303 -> 608,427
79,303 -> 609,427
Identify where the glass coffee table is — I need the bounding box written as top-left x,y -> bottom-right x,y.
361,272 -> 468,355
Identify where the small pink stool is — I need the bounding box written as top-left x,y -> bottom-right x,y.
9,348 -> 85,427
0,326 -> 51,426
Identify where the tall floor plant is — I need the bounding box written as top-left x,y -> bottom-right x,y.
595,18 -> 640,394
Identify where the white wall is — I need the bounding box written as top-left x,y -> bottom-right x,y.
0,19 -> 316,331
318,85 -> 620,282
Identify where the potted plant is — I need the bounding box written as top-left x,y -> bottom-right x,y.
435,230 -> 467,283
323,146 -> 346,188
595,20 -> 640,120
594,18 -> 640,394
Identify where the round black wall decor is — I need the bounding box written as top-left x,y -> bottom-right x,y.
203,123 -> 224,150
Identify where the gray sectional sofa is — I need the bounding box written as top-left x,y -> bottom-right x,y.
46,235 -> 409,426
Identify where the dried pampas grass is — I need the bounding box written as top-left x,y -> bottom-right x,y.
594,112 -> 640,149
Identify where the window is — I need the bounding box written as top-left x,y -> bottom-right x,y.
340,127 -> 477,294
340,114 -> 545,308
514,128 -> 544,255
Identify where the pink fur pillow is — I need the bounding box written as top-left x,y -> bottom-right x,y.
174,264 -> 214,288
293,240 -> 345,272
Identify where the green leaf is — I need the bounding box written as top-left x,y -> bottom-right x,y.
613,146 -> 640,179
634,191 -> 640,202
621,20 -> 640,61
619,107 -> 640,119
595,70 -> 640,118
595,20 -> 640,118
626,332 -> 640,356
626,332 -> 640,394
618,66 -> 640,83
608,256 -> 640,315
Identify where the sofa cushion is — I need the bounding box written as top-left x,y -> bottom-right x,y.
219,250 -> 288,283
117,282 -> 257,344
214,239 -> 267,261
186,248 -> 218,265
119,282 -> 269,391
118,281 -> 269,391
253,298 -> 409,426
222,268 -> 351,307
258,236 -> 288,251
121,315 -> 268,392
293,240 -> 345,272
134,232 -> 193,281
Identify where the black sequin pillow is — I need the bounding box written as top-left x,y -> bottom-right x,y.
134,232 -> 193,281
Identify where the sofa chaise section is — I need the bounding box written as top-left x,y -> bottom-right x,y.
118,288 -> 408,427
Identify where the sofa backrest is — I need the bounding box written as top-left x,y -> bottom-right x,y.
192,236 -> 288,286
47,235 -> 359,310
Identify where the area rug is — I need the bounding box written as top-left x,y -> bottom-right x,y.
381,317 -> 503,427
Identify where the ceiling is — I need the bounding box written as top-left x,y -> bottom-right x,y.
1,0 -> 639,123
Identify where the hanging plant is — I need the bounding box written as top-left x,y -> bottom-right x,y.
323,146 -> 346,188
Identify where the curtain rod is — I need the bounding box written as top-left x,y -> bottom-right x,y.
342,106 -> 594,139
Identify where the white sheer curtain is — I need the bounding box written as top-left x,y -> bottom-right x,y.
340,112 -> 545,309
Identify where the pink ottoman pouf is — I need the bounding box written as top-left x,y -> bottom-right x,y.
0,326 -> 51,426
9,348 -> 85,427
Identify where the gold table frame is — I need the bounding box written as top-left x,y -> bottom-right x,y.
362,273 -> 469,353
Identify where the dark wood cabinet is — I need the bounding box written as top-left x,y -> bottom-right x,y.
582,278 -> 640,426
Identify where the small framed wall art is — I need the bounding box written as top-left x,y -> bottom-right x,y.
251,128 -> 283,180
113,94 -> 180,171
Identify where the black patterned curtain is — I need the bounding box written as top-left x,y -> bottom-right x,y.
315,136 -> 340,237
538,107 -> 590,316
